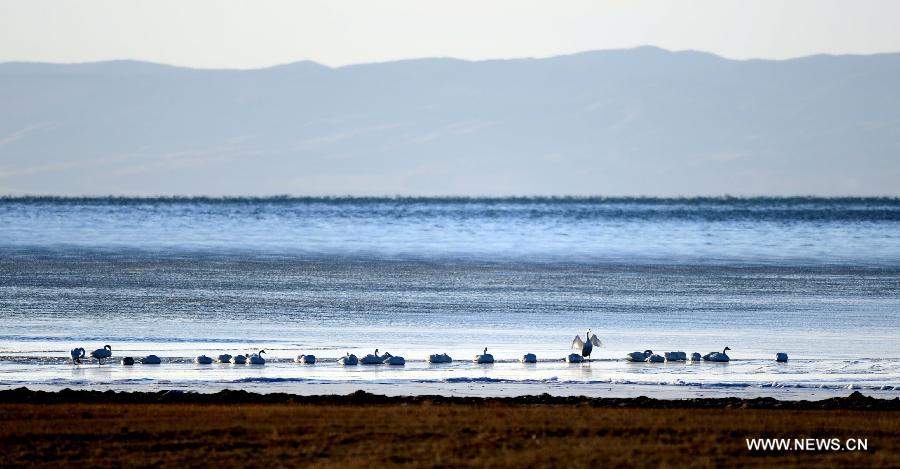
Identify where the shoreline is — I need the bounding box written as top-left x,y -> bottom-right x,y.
5,379 -> 899,402
2,387 -> 898,410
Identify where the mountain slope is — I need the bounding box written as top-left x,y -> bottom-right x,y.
1,47 -> 898,196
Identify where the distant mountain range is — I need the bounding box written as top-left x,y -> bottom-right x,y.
1,47 -> 898,196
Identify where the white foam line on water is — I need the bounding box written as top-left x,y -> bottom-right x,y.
1,376 -> 896,392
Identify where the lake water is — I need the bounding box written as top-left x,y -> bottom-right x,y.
1,197 -> 898,398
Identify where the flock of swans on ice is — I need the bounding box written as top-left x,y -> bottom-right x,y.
66,330 -> 791,367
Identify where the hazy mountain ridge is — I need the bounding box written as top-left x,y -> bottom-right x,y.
1,47 -> 898,195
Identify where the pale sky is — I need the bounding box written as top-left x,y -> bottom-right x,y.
1,0 -> 899,68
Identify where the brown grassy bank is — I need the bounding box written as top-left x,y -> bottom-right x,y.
0,392 -> 897,467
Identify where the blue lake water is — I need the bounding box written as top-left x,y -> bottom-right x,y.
0,197 -> 898,396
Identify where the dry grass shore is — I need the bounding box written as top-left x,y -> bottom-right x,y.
0,389 -> 897,467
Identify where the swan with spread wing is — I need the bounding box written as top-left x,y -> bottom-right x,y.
571,329 -> 603,360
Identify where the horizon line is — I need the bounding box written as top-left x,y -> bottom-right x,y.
3,45 -> 900,72
3,195 -> 899,202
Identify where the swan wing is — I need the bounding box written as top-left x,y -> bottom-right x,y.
571,335 -> 585,350
589,334 -> 603,347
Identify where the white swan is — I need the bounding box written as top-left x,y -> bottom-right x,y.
140,355 -> 161,365
565,353 -> 583,363
625,350 -> 652,362
194,355 -> 213,364
295,354 -> 316,364
690,352 -> 702,362
702,347 -> 731,362
775,352 -> 788,362
338,353 -> 358,366
247,350 -> 266,365
230,354 -> 247,365
571,329 -> 603,360
91,345 -> 112,365
520,353 -> 537,364
474,347 -> 494,364
121,357 -> 134,366
645,353 -> 665,363
383,355 -> 405,366
361,349 -> 386,365
70,347 -> 85,365
428,353 -> 452,364
664,351 -> 687,362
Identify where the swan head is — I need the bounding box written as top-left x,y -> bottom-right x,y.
259,350 -> 266,356
483,347 -> 488,355
644,349 -> 653,355
104,345 -> 111,351
723,346 -> 731,353
375,349 -> 379,356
